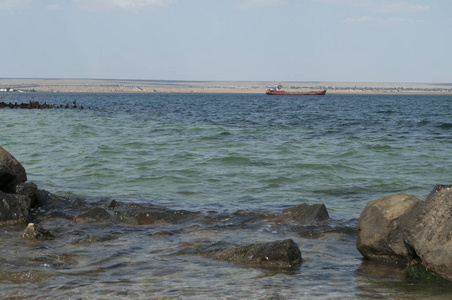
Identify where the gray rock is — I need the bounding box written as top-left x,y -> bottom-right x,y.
135,209 -> 199,225
356,193 -> 422,264
204,239 -> 302,269
0,146 -> 27,193
269,203 -> 330,224
110,202 -> 200,225
74,207 -> 116,225
16,182 -> 40,207
0,190 -> 31,225
405,185 -> 452,281
21,223 -> 55,240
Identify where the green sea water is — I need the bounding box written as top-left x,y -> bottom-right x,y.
1,92 -> 452,298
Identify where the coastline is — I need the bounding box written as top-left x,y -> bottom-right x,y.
0,78 -> 451,95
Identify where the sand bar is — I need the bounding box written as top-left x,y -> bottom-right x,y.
0,78 -> 451,94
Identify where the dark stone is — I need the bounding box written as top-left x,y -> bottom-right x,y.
135,209 -> 198,225
269,203 -> 330,224
110,203 -> 199,225
0,146 -> 27,193
21,223 -> 55,240
204,239 -> 302,269
34,189 -> 51,207
356,193 -> 422,264
16,182 -> 40,207
0,164 -> 14,190
107,199 -> 118,209
404,185 -> 452,281
74,207 -> 116,225
0,190 -> 31,225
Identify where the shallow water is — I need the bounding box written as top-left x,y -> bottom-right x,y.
1,92 -> 452,298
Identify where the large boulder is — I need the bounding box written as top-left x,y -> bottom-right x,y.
0,190 -> 31,225
0,146 -> 27,193
203,239 -> 302,269
356,193 -> 422,264
404,185 -> 452,281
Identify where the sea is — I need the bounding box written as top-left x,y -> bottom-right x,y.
1,92 -> 452,299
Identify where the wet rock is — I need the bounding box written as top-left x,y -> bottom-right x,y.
356,193 -> 422,264
269,203 -> 330,224
107,199 -> 118,209
15,182 -> 42,208
136,209 -> 199,225
111,202 -> 199,225
74,207 -> 116,225
203,239 -> 302,269
404,185 -> 452,281
0,146 -> 27,193
21,223 -> 55,240
0,190 -> 31,225
403,261 -> 445,281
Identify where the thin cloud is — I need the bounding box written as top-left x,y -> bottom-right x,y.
314,0 -> 429,14
235,0 -> 287,10
73,0 -> 175,12
46,4 -> 60,10
342,15 -> 414,27
0,0 -> 30,9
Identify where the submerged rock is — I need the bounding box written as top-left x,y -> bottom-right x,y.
21,223 -> 55,240
356,193 -> 422,264
281,203 -> 329,223
74,207 -> 116,225
403,261 -> 445,281
0,190 -> 31,225
110,202 -> 200,225
268,203 -> 330,224
203,239 -> 302,269
135,209 -> 199,225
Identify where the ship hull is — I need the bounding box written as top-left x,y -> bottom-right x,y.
266,90 -> 327,95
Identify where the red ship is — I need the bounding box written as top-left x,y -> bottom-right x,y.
266,84 -> 326,95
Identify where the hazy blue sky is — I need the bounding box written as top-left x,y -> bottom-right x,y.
1,0 -> 450,83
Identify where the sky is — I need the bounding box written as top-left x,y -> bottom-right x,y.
0,0 -> 451,83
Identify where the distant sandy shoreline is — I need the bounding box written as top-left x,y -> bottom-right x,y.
1,78 -> 451,95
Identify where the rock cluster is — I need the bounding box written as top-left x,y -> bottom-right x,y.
0,146 -> 342,270
357,185 -> 452,281
0,146 -> 47,225
0,101 -> 84,109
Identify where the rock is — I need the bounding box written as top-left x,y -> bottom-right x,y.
110,202 -> 199,225
404,185 -> 452,281
403,261 -> 444,281
74,207 -> 116,225
21,223 -> 55,240
0,164 -> 14,191
0,146 -> 27,193
203,239 -> 302,269
0,190 -> 31,225
16,182 -> 41,207
356,193 -> 422,264
269,203 -> 330,224
107,199 -> 118,209
135,209 -> 199,225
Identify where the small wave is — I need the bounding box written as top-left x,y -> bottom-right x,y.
437,122 -> 452,130
376,110 -> 396,114
366,144 -> 393,151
